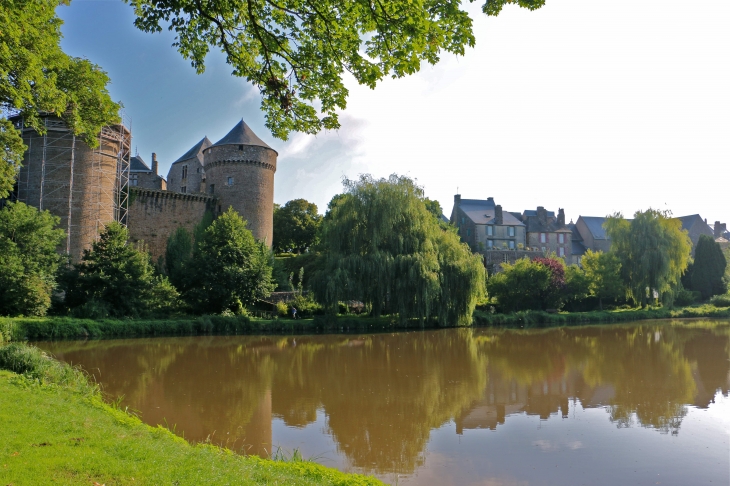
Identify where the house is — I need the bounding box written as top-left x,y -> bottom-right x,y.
575,216 -> 612,253
567,222 -> 587,265
130,153 -> 166,190
451,195 -> 526,251
518,207 -> 572,259
676,214 -> 714,255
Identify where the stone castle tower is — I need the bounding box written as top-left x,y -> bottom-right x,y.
202,120 -> 277,245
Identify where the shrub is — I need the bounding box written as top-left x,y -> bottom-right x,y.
674,289 -> 701,307
710,294 -> 730,308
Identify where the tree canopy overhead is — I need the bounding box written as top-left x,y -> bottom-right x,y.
129,0 -> 546,139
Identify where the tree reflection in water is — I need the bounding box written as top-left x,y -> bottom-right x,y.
40,320 -> 730,475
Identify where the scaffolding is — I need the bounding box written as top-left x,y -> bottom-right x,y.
15,114 -> 132,257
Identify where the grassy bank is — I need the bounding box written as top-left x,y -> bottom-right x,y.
0,342 -> 383,486
0,314 -> 437,342
472,304 -> 730,328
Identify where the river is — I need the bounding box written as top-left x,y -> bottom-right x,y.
38,319 -> 730,485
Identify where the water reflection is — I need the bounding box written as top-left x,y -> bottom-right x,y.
39,320 -> 730,477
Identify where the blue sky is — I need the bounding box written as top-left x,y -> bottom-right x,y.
57,0 -> 729,225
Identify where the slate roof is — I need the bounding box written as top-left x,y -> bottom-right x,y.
173,136 -> 212,165
523,209 -> 556,219
440,213 -> 449,224
677,214 -> 714,247
130,155 -> 150,172
457,199 -> 524,226
579,216 -> 610,240
522,209 -> 570,233
211,119 -> 276,153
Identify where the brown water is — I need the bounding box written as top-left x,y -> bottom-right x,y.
39,320 -> 730,485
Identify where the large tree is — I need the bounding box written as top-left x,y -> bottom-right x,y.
187,207 -> 275,314
690,235 -> 727,300
316,174 -> 484,325
604,209 -> 691,307
487,256 -> 566,312
0,202 -> 65,316
273,198 -> 322,254
1,0 -> 120,198
63,222 -> 179,317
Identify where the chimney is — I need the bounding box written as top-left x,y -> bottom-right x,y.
557,208 -> 565,227
537,206 -> 547,226
495,205 -> 503,225
715,221 -> 727,239
151,153 -> 158,175
454,194 -> 461,205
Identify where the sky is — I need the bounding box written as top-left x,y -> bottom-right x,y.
56,0 -> 729,225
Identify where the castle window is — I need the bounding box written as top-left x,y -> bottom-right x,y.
130,174 -> 138,186
238,145 -> 244,150
227,177 -> 234,186
180,186 -> 187,193
209,184 -> 215,194
182,165 -> 188,179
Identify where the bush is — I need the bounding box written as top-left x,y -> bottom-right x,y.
0,343 -> 96,394
710,294 -> 730,308
674,289 -> 701,307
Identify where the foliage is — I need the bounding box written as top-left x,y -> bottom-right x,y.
674,289 -> 701,307
487,258 -> 556,312
562,264 -> 590,310
423,198 -> 444,220
127,0 -> 545,140
0,202 -> 65,317
187,208 -> 275,313
605,209 -> 692,306
690,235 -> 727,300
710,294 -> 730,308
0,0 -> 120,197
582,249 -> 623,309
63,222 -> 179,317
164,226 -> 194,289
316,174 -> 484,325
273,198 -> 322,253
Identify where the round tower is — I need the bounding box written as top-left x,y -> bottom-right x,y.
203,120 -> 277,246
14,114 -> 130,261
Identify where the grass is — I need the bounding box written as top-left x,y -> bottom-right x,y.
0,314 -> 437,342
0,342 -> 384,486
472,304 -> 730,328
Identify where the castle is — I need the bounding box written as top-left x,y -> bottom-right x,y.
11,115 -> 277,262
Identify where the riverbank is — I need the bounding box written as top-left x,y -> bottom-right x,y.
0,342 -> 383,486
472,304 -> 730,328
2,304 -> 729,343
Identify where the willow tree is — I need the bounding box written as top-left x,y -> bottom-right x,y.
316,174 -> 485,325
604,209 -> 691,307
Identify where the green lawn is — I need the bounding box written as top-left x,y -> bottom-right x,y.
0,367 -> 382,485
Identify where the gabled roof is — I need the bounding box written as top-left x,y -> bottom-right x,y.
578,216 -> 610,240
130,155 -> 150,172
173,136 -> 212,165
211,119 -> 276,153
456,199 -> 524,226
677,214 -> 712,234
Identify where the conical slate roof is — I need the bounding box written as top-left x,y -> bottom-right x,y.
212,119 -> 275,152
173,136 -> 212,164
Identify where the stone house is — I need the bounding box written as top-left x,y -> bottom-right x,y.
130,154 -> 166,190
677,214 -> 714,255
451,195 -> 526,251
517,207 -> 572,260
567,222 -> 587,265
575,216 -> 612,254
166,137 -> 211,194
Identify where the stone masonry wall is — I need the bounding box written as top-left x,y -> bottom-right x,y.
127,188 -> 216,262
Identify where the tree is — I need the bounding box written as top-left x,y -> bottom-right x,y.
582,249 -> 623,310
604,209 -> 692,307
316,174 -> 484,325
1,0 -> 120,198
64,222 -> 178,317
164,227 -> 194,289
690,235 -> 727,300
128,0 -> 545,139
187,207 -> 275,313
0,202 -> 65,316
487,257 -> 565,312
273,198 -> 322,254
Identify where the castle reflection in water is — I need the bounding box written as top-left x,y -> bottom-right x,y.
41,320 -> 730,474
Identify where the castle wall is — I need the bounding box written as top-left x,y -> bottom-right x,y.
15,117 -> 126,261
203,144 -> 276,246
127,188 -> 216,262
